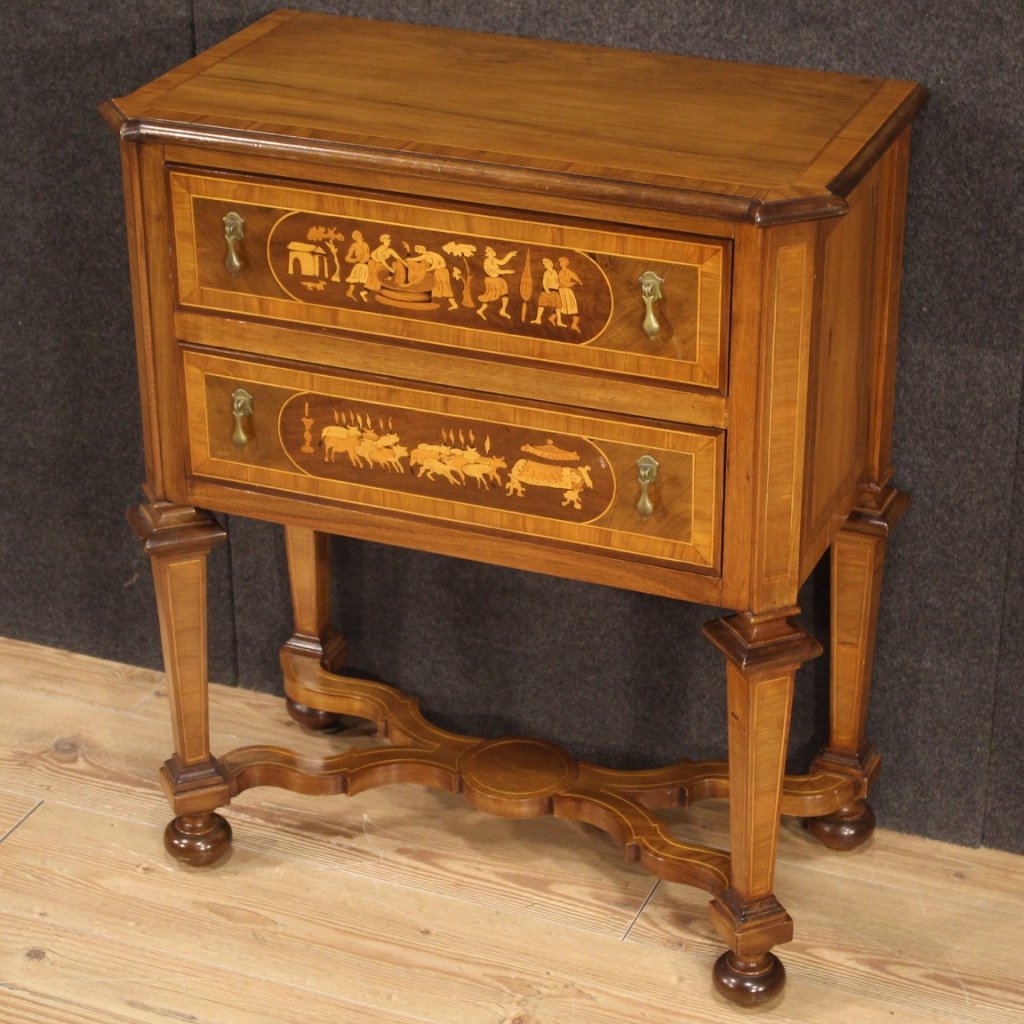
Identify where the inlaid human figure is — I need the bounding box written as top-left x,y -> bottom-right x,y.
367,233 -> 405,292
532,257 -> 563,325
557,256 -> 582,332
344,229 -> 371,301
476,246 -> 518,320
408,244 -> 459,309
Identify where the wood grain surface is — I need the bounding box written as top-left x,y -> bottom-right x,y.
181,349 -> 723,574
168,169 -> 727,392
108,10 -> 926,221
102,14 -> 931,1007
1,637 -> 1021,1024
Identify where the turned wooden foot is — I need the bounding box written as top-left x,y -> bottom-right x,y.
164,812 -> 233,866
286,695 -> 347,732
807,799 -> 876,850
713,951 -> 786,1006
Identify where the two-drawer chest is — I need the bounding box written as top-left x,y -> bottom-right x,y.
103,10 -> 926,1006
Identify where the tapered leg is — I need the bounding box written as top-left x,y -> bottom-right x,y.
282,526 -> 348,730
807,490 -> 908,850
704,611 -> 822,1006
129,501 -> 232,866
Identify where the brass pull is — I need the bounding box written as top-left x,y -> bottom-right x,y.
231,388 -> 254,447
639,270 -> 665,340
223,211 -> 245,274
636,454 -> 659,517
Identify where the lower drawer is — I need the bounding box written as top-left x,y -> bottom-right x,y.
182,349 -> 723,572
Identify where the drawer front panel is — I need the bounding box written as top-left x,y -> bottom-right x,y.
184,350 -> 722,572
171,171 -> 728,391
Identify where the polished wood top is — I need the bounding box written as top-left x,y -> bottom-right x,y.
105,9 -> 925,224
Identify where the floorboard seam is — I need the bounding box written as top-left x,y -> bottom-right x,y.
620,879 -> 660,940
0,800 -> 44,846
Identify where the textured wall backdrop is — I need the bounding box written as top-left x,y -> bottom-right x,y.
1,1 -> 1021,853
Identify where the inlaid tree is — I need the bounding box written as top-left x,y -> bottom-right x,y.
307,225 -> 345,282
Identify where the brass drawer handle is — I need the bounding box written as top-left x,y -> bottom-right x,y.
636,454 -> 659,517
223,211 -> 245,274
231,388 -> 254,447
639,270 -> 664,340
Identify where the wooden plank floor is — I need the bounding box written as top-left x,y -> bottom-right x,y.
1,636 -> 1022,1024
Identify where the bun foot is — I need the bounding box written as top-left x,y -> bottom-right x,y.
286,696 -> 346,732
806,800 -> 876,851
713,950 -> 786,1007
164,812 -> 232,866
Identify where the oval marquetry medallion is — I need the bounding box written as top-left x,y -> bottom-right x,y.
278,391 -> 614,523
268,210 -> 612,343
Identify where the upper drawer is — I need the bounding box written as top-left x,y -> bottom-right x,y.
169,169 -> 729,392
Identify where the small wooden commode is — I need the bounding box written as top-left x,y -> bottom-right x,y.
103,11 -> 925,1007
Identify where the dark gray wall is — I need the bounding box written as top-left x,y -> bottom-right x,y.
2,1 -> 1021,854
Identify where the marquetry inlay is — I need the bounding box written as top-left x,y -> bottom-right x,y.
108,9 -> 923,1006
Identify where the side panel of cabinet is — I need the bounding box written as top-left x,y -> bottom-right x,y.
799,130 -> 912,578
721,220 -> 817,613
123,140 -> 190,504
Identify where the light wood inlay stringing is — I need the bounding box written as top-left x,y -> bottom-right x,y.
105,9 -> 926,1008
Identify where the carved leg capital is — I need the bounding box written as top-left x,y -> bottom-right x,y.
703,608 -> 822,674
854,484 -> 910,531
127,500 -> 227,558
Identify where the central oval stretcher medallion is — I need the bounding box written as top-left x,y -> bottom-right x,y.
458,737 -> 579,800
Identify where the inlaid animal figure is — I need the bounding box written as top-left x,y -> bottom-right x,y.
410,443 -> 452,472
417,457 -> 463,485
442,446 -> 481,483
411,443 -> 486,485
367,443 -> 409,472
355,432 -> 401,467
320,424 -> 362,465
463,455 -> 507,488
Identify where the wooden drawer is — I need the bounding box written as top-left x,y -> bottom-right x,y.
170,170 -> 729,392
183,349 -> 723,573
